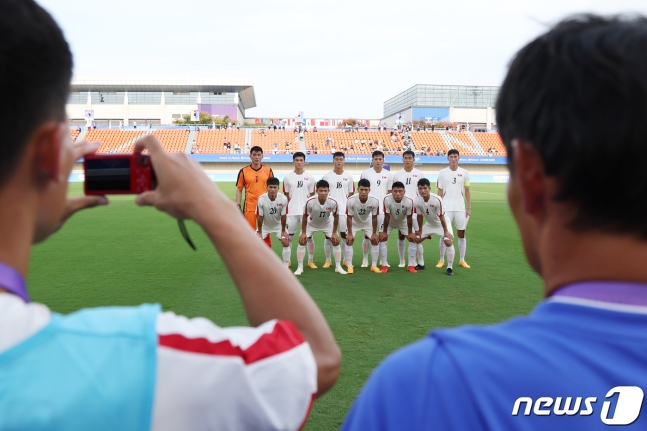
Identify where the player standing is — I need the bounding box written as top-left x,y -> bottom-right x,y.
236,146 -> 274,247
414,178 -> 455,275
379,182 -> 418,273
436,149 -> 471,269
392,150 -> 425,267
283,152 -> 316,267
256,177 -> 291,266
322,152 -> 355,268
294,180 -> 346,275
359,151 -> 393,267
345,179 -> 381,274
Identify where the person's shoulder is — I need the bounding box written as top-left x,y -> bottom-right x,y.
258,192 -> 269,200
322,170 -> 335,179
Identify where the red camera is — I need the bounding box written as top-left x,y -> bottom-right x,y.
84,154 -> 156,195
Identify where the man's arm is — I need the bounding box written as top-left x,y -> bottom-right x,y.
135,137 -> 340,395
382,213 -> 390,234
235,188 -> 243,210
256,215 -> 264,238
437,187 -> 444,197
281,214 -> 288,234
465,186 -> 471,217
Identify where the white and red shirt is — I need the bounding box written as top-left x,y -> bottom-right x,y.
383,194 -> 414,228
0,294 -> 317,431
304,197 -> 338,228
256,192 -> 288,232
346,195 -> 380,226
359,168 -> 393,203
436,167 -> 470,211
322,170 -> 355,213
283,171 -> 316,216
414,194 -> 445,227
393,168 -> 425,198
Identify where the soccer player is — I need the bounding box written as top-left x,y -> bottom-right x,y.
359,151 -> 393,267
322,152 -> 355,268
413,178 -> 455,275
345,179 -> 381,274
379,182 -> 417,273
436,149 -> 471,268
294,180 -> 346,275
256,177 -> 291,266
236,146 -> 274,247
393,150 -> 425,267
283,152 -> 316,267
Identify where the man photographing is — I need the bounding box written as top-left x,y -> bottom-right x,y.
0,1 -> 340,429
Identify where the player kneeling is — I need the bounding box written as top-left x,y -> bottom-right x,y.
345,179 -> 381,274
379,182 -> 418,273
413,179 -> 456,276
295,180 -> 346,275
256,177 -> 291,265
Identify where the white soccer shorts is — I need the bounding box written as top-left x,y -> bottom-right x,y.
350,220 -> 375,240
305,222 -> 334,239
286,215 -> 302,235
420,222 -> 445,239
337,211 -> 348,235
260,229 -> 287,241
386,222 -> 409,237
445,211 -> 468,231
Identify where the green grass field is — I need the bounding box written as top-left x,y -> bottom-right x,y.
28,182 -> 543,430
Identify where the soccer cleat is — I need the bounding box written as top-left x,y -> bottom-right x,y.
322,261 -> 332,268
361,259 -> 369,268
342,261 -> 349,268
381,266 -> 389,273
447,268 -> 454,276
415,264 -> 426,270
294,267 -> 304,275
307,262 -> 318,269
459,261 -> 471,268
398,260 -> 406,268
436,260 -> 445,268
347,267 -> 354,274
407,266 -> 418,273
335,266 -> 347,275
370,266 -> 382,273
287,262 -> 292,268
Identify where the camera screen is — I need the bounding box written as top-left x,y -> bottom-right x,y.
85,158 -> 131,191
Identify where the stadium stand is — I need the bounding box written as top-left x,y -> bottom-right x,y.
472,132 -> 507,155
195,129 -> 245,154
86,129 -> 147,154
410,132 -> 451,156
410,131 -> 506,156
70,128 -> 80,142
305,131 -> 404,155
252,129 -> 299,154
152,129 -> 189,153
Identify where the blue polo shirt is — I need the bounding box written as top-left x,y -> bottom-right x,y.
342,281 -> 647,430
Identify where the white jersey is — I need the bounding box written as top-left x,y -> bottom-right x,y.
256,192 -> 288,232
359,168 -> 393,203
346,195 -> 380,226
383,194 -> 414,227
436,167 -> 470,211
322,170 -> 355,212
0,294 -> 316,431
414,194 -> 445,226
393,168 -> 425,198
304,197 -> 338,228
283,171 -> 316,215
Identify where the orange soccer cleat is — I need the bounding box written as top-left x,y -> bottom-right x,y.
407,266 -> 418,273
459,261 -> 471,268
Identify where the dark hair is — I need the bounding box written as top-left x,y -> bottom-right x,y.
392,181 -> 405,190
402,150 -> 415,158
333,151 -> 345,159
267,177 -> 280,187
250,146 -> 263,154
497,14 -> 647,236
372,151 -> 385,159
358,178 -> 371,188
447,149 -> 459,157
293,151 -> 306,161
316,179 -> 330,190
417,178 -> 431,188
0,0 -> 72,187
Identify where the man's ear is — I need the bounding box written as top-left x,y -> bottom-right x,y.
511,139 -> 547,221
31,122 -> 64,189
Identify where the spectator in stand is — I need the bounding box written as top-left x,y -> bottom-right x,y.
376,142 -> 384,152
361,139 -> 366,146
244,142 -> 250,153
326,137 -> 331,147
313,126 -> 317,132
367,140 -> 372,148
331,145 -> 337,154
234,142 -> 241,154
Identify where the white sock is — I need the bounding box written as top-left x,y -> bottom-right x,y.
417,244 -> 424,262
397,239 -> 405,262
371,245 -> 379,267
324,239 -> 332,261
282,247 -> 291,265
340,237 -> 346,262
447,245 -> 455,269
333,245 -> 343,267
345,244 -> 354,267
459,237 -> 466,261
307,237 -> 315,263
379,241 -> 388,266
439,238 -> 446,262
408,242 -> 418,266
362,238 -> 370,261
417,245 -> 425,266
297,245 -> 306,268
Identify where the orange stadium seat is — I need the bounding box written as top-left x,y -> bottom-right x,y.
305,131 -> 404,155
195,129 -> 245,154
471,132 -> 507,156
85,129 -> 147,154
152,130 -> 189,153
70,128 -> 80,142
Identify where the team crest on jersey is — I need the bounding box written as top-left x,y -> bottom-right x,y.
458,174 -> 463,177
326,207 -> 332,210
413,175 -> 418,178
277,203 -> 283,206
382,176 -> 387,179
305,177 -> 309,180
367,206 -> 373,209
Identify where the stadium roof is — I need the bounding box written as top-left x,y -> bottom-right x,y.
71,76 -> 256,109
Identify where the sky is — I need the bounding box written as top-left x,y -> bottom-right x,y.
39,0 -> 647,119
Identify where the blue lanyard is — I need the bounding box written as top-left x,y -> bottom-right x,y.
0,262 -> 29,303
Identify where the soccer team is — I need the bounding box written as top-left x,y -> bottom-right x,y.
237,146 -> 472,276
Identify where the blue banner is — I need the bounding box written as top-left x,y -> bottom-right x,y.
189,154 -> 507,165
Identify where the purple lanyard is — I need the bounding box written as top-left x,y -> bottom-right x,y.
0,262 -> 29,303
